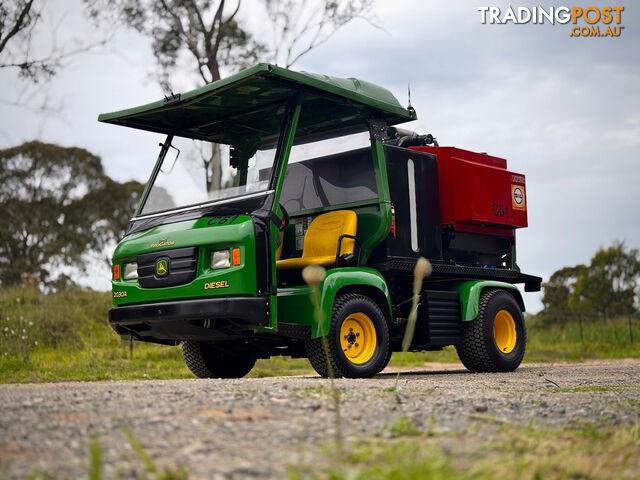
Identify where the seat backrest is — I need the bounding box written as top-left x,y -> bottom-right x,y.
303,210 -> 357,259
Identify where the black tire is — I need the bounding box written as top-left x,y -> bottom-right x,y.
182,341 -> 256,378
305,293 -> 390,378
456,289 -> 526,373
380,341 -> 393,373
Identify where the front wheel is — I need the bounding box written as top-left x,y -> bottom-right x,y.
182,341 -> 256,378
306,293 -> 390,378
455,289 -> 526,373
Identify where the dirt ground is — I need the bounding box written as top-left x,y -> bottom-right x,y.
1,359 -> 639,479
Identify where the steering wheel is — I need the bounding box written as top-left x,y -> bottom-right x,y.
278,203 -> 290,232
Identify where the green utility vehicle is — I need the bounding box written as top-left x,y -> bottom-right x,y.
102,64 -> 541,378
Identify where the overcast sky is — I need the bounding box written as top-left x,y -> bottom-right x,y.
1,0 -> 638,311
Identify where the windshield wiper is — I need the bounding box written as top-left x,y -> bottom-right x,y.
160,143 -> 181,173
133,134 -> 174,217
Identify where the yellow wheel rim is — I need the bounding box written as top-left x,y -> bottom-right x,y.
339,312 -> 377,364
493,310 -> 517,354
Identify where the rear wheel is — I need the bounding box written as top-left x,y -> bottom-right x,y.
182,341 -> 256,378
306,293 -> 390,378
455,289 -> 526,372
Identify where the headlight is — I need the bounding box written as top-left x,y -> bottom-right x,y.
211,250 -> 230,269
123,262 -> 138,280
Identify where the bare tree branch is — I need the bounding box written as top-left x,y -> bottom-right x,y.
85,0 -> 378,190
0,0 -> 113,122
0,0 -> 35,55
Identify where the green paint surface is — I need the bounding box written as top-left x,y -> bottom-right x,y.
111,215 -> 257,305
452,280 -> 524,322
277,267 -> 391,337
98,64 -> 415,140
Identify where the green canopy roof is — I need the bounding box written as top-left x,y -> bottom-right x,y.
98,63 -> 416,144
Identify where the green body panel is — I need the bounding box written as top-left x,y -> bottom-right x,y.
452,280 -> 525,322
361,138 -> 392,263
111,216 -> 257,306
277,267 -> 391,338
276,285 -> 315,331
98,64 -> 415,143
371,138 -> 391,204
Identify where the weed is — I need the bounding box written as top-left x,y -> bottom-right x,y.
121,425 -> 188,479
303,264 -> 343,449
393,257 -> 431,398
290,421 -> 640,479
89,436 -> 103,480
289,438 -> 457,479
25,428 -> 187,479
388,416 -> 421,437
551,385 -> 637,393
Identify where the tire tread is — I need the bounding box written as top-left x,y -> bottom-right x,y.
456,289 -> 525,373
306,293 -> 389,378
182,341 -> 256,378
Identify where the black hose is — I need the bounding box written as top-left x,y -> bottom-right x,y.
386,127 -> 438,147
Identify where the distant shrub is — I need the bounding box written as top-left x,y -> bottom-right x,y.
0,286 -> 111,361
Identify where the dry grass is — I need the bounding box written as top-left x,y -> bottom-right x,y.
290,419 -> 640,479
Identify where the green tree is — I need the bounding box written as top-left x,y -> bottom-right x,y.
569,241 -> 640,316
0,141 -> 143,286
541,264 -> 587,313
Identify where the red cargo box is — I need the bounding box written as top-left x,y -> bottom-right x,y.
409,146 -> 527,236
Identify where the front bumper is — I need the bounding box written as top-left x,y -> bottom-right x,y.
109,297 -> 269,342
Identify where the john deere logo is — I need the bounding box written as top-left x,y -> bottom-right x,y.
155,259 -> 168,277
150,237 -> 175,248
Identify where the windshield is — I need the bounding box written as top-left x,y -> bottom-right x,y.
139,102 -> 286,216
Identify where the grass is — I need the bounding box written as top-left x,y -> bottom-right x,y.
525,313 -> 640,362
289,418 -> 640,479
388,416 -> 422,437
550,385 -> 640,393
0,286 -> 315,383
1,286 -> 639,383
388,347 -> 461,367
290,440 -> 458,480
0,286 -> 193,383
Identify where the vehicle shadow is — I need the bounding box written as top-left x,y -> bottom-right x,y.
291,368 -> 471,379
376,368 -> 470,377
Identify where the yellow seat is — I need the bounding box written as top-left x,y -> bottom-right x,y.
276,210 -> 357,270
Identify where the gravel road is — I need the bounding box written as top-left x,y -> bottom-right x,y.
1,359 -> 639,479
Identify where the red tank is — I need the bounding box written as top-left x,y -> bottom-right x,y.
409,146 -> 527,237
